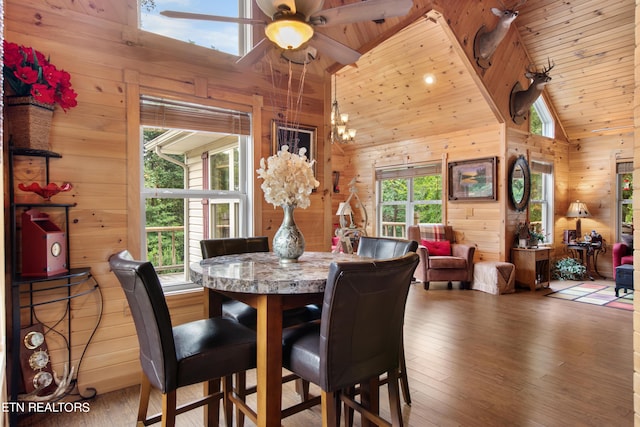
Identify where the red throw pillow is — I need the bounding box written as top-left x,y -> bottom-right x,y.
421,239 -> 451,256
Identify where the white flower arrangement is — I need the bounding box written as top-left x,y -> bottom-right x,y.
257,145 -> 319,209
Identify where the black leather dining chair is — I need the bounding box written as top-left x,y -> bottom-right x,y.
357,235 -> 419,260
282,253 -> 420,427
109,250 -> 257,427
356,236 -> 418,406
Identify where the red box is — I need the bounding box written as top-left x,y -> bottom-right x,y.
21,209 -> 67,277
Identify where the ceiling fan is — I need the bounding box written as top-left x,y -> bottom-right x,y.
160,0 -> 414,66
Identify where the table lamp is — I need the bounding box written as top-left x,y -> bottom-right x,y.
566,200 -> 590,239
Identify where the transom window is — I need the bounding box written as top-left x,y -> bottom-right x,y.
139,0 -> 252,57
376,164 -> 443,238
530,97 -> 554,138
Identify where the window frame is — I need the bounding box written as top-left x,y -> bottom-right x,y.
139,96 -> 253,292
616,161 -> 633,242
375,163 -> 443,238
528,160 -> 554,244
138,0 -> 253,58
531,97 -> 555,138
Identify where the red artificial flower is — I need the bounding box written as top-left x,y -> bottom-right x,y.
2,40 -> 77,111
14,65 -> 38,84
3,42 -> 22,67
31,84 -> 56,104
55,87 -> 78,111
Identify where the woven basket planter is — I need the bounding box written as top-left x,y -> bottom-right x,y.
5,96 -> 55,151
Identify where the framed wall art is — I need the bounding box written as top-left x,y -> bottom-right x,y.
271,121 -> 316,162
448,156 -> 498,201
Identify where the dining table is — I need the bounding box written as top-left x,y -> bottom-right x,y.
190,250 -> 372,427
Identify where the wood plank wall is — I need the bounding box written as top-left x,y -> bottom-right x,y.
3,0 -> 632,396
4,0 -> 331,394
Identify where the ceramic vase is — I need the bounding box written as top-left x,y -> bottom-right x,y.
273,204 -> 305,263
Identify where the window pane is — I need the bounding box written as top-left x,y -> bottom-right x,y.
530,173 -> 542,200
144,129 -> 186,190
414,204 -> 442,223
413,175 -> 442,200
530,106 -> 542,135
145,198 -> 185,275
381,205 -> 406,237
211,151 -> 230,191
381,178 -> 408,202
620,172 -> 633,237
140,1 -> 241,56
211,201 -> 240,238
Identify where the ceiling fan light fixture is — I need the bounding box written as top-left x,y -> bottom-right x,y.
265,15 -> 314,50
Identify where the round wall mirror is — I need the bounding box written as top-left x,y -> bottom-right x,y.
509,155 -> 531,212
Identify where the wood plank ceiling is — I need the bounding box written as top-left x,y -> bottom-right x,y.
305,0 -> 634,144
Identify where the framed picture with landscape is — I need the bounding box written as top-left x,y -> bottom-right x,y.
448,156 -> 497,201
271,121 -> 316,163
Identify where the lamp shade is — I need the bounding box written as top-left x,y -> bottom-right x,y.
336,202 -> 352,216
265,18 -> 313,50
566,200 -> 591,218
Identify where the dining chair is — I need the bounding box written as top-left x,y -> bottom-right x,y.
109,250 -> 257,427
356,235 -> 419,260
356,236 -> 418,406
282,252 -> 420,427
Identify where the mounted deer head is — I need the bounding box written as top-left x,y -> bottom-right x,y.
510,59 -> 555,124
473,0 -> 526,69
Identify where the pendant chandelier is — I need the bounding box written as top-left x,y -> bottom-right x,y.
330,74 -> 356,144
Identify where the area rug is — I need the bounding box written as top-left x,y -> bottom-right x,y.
545,283 -> 634,311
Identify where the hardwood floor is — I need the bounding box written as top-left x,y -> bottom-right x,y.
18,280 -> 633,426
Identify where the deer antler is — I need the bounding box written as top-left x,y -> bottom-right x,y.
513,0 -> 527,9
542,58 -> 555,74
18,364 -> 75,402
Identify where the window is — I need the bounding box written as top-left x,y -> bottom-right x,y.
529,160 -> 554,243
140,96 -> 252,290
617,162 -> 633,241
376,164 -> 442,238
530,97 -> 554,138
139,0 -> 252,57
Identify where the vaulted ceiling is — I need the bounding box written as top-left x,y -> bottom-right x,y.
300,0 -> 634,144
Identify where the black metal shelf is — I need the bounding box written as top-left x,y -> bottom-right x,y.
8,149 -> 101,426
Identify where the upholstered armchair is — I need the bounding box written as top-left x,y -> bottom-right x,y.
613,241 -> 633,278
407,224 -> 475,290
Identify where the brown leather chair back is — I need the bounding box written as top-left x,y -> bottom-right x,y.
108,250 -> 177,393
200,237 -> 269,259
357,236 -> 418,259
319,253 -> 419,392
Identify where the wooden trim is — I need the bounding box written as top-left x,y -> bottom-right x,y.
125,70 -> 142,258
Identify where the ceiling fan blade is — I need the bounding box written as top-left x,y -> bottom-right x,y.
294,0 -> 325,18
235,38 -> 272,68
310,0 -> 413,27
160,10 -> 265,25
255,0 -> 297,18
312,32 -> 361,65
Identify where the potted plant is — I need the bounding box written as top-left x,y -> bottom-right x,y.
3,41 -> 78,150
551,257 -> 587,280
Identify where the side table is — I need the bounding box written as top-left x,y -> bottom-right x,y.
565,241 -> 605,280
615,264 -> 634,297
511,247 -> 551,291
